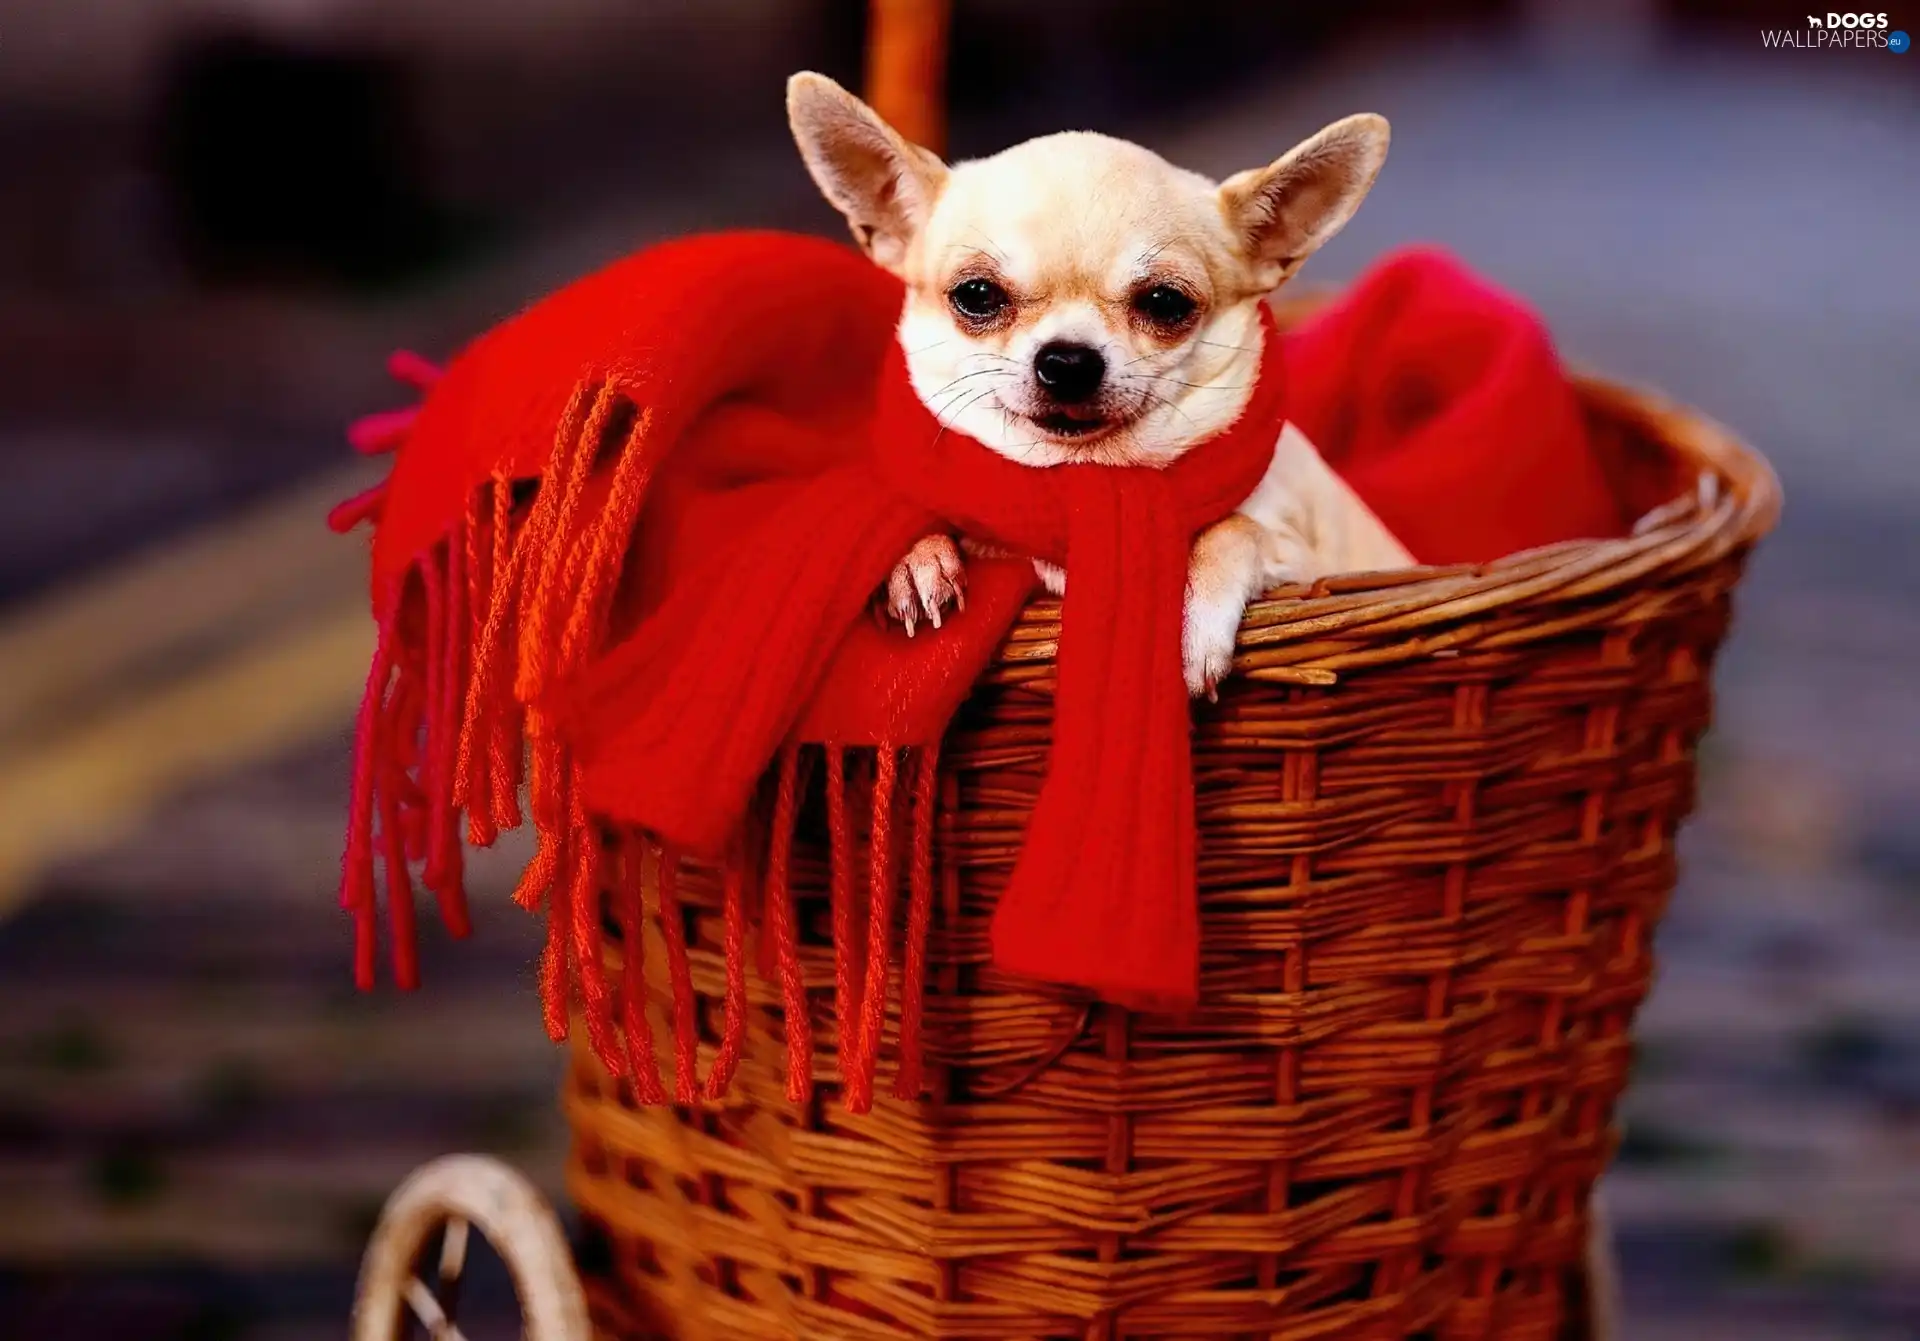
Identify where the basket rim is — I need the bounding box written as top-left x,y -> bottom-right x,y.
991,368 -> 1781,685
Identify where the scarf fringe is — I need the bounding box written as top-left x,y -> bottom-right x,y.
705,843 -> 750,1099
326,482 -> 387,535
827,747 -> 862,1071
656,851 -> 700,1102
337,363 -> 938,1113
764,746 -> 813,1105
895,744 -> 940,1101
338,356 -> 473,996
844,746 -> 899,1112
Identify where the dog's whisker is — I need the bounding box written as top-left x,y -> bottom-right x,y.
959,352 -> 1019,369
929,368 -> 1013,407
1138,388 -> 1199,431
934,382 -> 1004,424
933,367 -> 1008,392
945,387 -> 1003,426
1143,377 -> 1250,392
930,387 -> 1004,453
931,375 -> 1013,419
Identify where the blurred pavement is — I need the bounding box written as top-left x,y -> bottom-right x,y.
1,14 -> 1917,1341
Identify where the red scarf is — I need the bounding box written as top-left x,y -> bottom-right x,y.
334,232 -> 1625,1111
563,311 -> 1287,1016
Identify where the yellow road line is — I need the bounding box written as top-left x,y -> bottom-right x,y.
0,605 -> 373,911
0,463 -> 379,753
0,458 -> 389,909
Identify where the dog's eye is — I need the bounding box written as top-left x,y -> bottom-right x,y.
1132,284 -> 1198,328
949,278 -> 1011,322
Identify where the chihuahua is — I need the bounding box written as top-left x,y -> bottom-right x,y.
787,73 -> 1412,696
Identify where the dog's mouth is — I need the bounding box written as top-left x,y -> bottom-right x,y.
1029,407 -> 1120,441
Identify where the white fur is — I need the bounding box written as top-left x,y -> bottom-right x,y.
1181,422 -> 1414,697
888,131 -> 1267,469
788,73 -> 1408,696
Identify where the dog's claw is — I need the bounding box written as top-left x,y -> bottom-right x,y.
880,534 -> 965,639
911,559 -> 947,629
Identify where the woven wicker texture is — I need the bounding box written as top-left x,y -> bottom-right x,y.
561,363 -> 1779,1341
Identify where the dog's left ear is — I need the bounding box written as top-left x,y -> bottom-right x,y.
1219,113 -> 1390,289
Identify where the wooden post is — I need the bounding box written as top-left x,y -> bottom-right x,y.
864,0 -> 950,155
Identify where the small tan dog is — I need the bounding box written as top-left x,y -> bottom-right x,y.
787,73 -> 1413,696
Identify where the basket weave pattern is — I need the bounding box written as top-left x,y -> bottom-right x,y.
562,379 -> 1776,1341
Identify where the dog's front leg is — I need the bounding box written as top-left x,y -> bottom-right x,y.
1183,515 -> 1320,699
1187,422 -> 1385,697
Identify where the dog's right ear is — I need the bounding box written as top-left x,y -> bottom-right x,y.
787,72 -> 948,271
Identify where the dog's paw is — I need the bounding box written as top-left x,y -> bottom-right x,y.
1184,516 -> 1262,701
1182,584 -> 1246,701
879,534 -> 966,637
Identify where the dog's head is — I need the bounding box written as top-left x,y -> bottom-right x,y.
788,72 -> 1388,467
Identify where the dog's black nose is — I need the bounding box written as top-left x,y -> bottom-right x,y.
1033,342 -> 1106,404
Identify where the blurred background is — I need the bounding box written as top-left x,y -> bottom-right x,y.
0,0 -> 1914,1338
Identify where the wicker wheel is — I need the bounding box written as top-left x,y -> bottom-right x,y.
352,1154 -> 589,1341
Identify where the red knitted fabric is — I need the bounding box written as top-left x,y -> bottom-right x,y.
562,317 -> 1287,1013
1285,246 -> 1625,560
334,231 -> 1624,1109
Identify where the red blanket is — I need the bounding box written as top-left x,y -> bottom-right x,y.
335,231 -> 1624,1110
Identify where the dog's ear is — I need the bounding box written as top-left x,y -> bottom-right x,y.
787,72 -> 948,271
1219,113 -> 1390,289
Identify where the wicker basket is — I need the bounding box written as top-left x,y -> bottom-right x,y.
560,344 -> 1778,1341
553,8 -> 1779,1337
